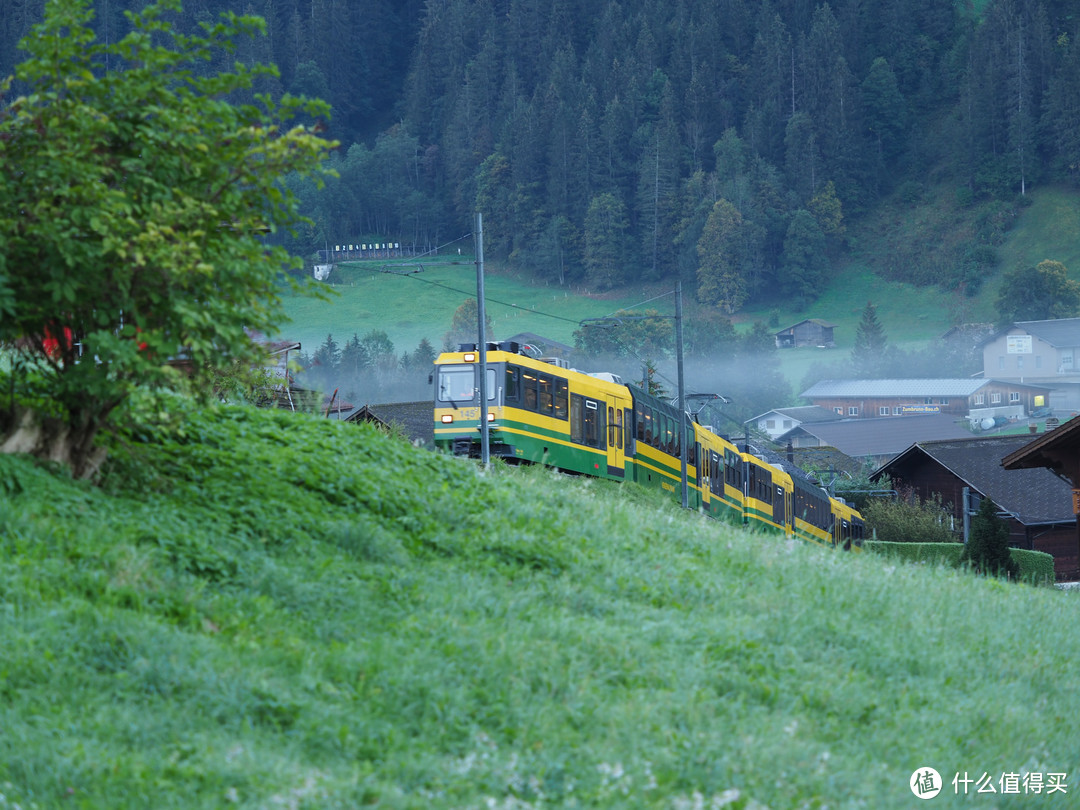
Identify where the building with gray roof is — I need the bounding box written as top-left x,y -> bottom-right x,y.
801,378 -> 1052,426
980,318 -> 1080,411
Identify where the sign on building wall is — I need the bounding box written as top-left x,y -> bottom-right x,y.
1007,335 -> 1033,354
901,405 -> 941,414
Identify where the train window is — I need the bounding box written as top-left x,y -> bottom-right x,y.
725,449 -> 741,488
624,408 -> 634,454
523,370 -> 538,411
504,365 -> 520,405
607,406 -> 616,447
571,395 -> 605,448
554,378 -> 568,419
538,373 -> 554,414
436,365 -> 476,403
616,407 -> 623,450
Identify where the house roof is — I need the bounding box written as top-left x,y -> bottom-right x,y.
344,400 -> 434,446
939,323 -> 994,342
751,405 -> 839,425
775,318 -> 835,334
1001,415 -> 1080,472
873,435 -> 1075,525
245,328 -> 301,355
984,318 -> 1080,348
800,378 -> 1051,398
779,413 -> 974,459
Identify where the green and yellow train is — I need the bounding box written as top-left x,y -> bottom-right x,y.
434,342 -> 864,550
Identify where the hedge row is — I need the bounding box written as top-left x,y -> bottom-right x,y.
863,541 -> 1056,586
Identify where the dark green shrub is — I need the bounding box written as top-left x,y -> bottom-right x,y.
1011,548 -> 1056,586
864,542 -> 1054,586
861,490 -> 959,543
961,497 -> 1019,579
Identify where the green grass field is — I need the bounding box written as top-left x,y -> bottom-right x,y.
2,403 -> 1079,808
281,260 -> 659,357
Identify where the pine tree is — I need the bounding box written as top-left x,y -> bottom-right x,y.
851,301 -> 889,378
960,496 -> 1019,580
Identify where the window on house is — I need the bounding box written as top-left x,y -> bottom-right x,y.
848,406 -> 859,416
938,398 -> 948,405
991,392 -> 1001,404
879,406 -> 889,416
924,397 -> 933,404
893,406 -> 903,415
974,393 -> 985,405
834,407 -> 842,415
766,419 -> 776,429
1010,392 -> 1020,402
783,420 -> 792,428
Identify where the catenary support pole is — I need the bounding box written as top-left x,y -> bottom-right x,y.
676,280 -> 688,509
476,212 -> 490,467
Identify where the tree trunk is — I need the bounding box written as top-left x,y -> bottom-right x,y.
0,406 -> 107,480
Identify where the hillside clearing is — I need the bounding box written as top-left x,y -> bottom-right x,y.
1,404 -> 1078,808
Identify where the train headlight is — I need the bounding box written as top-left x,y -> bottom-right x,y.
441,414 -> 453,423
463,352 -> 476,362
487,412 -> 495,421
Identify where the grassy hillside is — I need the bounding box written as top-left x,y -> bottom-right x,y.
996,187 -> 1080,281
2,404 -> 1079,808
280,261 -> 656,357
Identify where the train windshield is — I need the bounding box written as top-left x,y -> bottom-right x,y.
436,364 -> 499,405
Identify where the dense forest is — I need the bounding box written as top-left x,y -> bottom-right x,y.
4,0 -> 1080,315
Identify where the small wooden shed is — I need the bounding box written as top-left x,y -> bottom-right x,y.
775,319 -> 836,349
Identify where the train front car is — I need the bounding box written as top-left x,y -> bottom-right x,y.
433,343 -> 633,479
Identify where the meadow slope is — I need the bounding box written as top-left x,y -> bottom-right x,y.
1,404 -> 1078,809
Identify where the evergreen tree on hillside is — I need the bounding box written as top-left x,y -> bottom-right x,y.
696,199 -> 751,314
339,333 -> 371,379
583,192 -> 632,290
851,301 -> 889,378
779,209 -> 828,304
960,496 -> 1019,580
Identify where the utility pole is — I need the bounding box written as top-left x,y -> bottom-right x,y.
676,280 -> 687,509
475,212 -> 489,466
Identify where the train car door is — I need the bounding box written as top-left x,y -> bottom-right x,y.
786,489 -> 793,537
605,391 -> 630,478
774,484 -> 786,533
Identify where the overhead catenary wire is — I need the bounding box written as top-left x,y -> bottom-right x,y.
379,243 -> 684,387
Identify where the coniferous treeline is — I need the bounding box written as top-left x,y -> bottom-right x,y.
5,0 -> 1080,313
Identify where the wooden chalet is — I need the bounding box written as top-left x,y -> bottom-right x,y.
1002,415 -> 1080,580
774,319 -> 836,349
872,435 -> 1078,580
